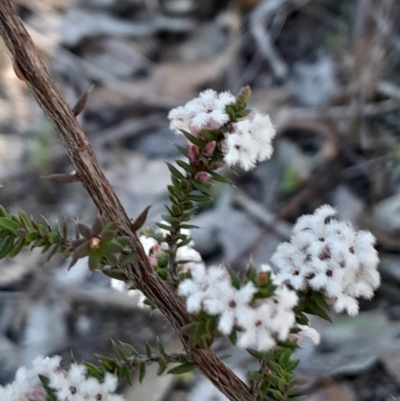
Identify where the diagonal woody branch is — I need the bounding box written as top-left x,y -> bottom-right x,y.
0,1 -> 254,400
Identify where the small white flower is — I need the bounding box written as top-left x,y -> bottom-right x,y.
297,324 -> 321,345
222,133 -> 258,171
168,106 -> 191,134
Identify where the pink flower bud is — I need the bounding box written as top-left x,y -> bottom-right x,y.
188,145 -> 199,162
152,243 -> 161,256
189,124 -> 201,138
28,385 -> 46,400
287,333 -> 300,342
195,172 -> 211,182
203,141 -> 216,157
148,255 -> 158,267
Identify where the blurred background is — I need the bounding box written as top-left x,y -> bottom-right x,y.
1,0 -> 400,399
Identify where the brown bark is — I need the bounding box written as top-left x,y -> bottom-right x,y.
0,1 -> 254,400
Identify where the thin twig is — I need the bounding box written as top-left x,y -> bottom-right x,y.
0,2 -> 254,400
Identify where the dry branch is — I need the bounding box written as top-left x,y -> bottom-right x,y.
0,2 -> 254,400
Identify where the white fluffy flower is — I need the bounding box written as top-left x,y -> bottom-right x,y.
168,89 -> 235,134
271,204 -> 380,315
222,112 -> 276,171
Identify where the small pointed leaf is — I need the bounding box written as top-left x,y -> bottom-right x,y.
131,205 -> 152,232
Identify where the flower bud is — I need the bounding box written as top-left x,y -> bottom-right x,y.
152,243 -> 161,256
188,145 -> 199,163
203,141 -> 216,157
148,255 -> 158,267
194,172 -> 211,182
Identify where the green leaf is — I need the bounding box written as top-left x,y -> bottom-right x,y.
0,205 -> 8,218
40,242 -> 52,255
161,214 -> 181,225
167,363 -> 196,375
112,340 -> 128,363
181,322 -> 198,337
119,341 -> 138,357
62,220 -> 69,240
203,131 -> 218,141
47,232 -> 59,244
191,180 -> 211,194
166,162 -> 184,180
287,359 -> 300,371
122,366 -> 132,385
209,171 -> 231,184
228,268 -> 241,290
46,245 -> 60,261
138,364 -> 146,383
175,144 -> 189,157
157,357 -> 167,376
188,194 -> 212,203
0,217 -> 20,236
157,339 -> 166,356
181,130 -> 203,147
145,343 -> 152,359
18,210 -> 31,230
248,370 -> 262,381
177,237 -> 192,247
0,237 -> 14,259
246,348 -> 263,359
179,224 -> 199,229
38,224 -> 48,238
167,185 -> 182,200
235,108 -> 251,118
156,222 -> 174,232
88,253 -> 102,271
176,160 -> 196,173
105,222 -> 118,232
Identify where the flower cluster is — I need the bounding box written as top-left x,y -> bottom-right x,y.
0,356 -> 123,401
168,89 -> 276,171
271,205 -> 380,316
178,263 -> 298,351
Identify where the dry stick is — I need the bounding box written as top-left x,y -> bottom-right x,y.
0,2 -> 254,400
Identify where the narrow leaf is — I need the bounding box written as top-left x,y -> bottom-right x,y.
0,237 -> 14,259
72,85 -> 94,116
176,160 -> 196,173
167,363 -> 196,375
181,130 -> 203,147
0,217 -> 20,236
131,205 -> 152,232
138,364 -> 146,383
165,162 -> 184,180
209,171 -> 231,184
